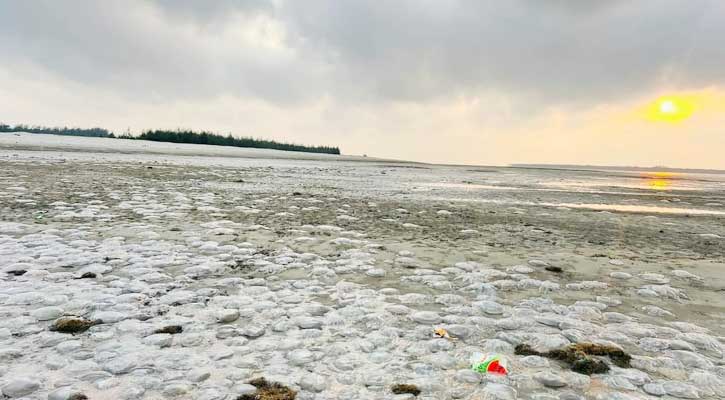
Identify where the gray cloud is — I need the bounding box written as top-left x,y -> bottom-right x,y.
282,0 -> 725,104
1,0 -> 724,108
0,0 -> 319,103
152,0 -> 273,22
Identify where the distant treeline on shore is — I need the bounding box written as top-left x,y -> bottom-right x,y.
130,130 -> 340,155
0,123 -> 341,155
0,123 -> 113,138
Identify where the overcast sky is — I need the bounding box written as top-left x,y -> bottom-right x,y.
2,1 -> 725,167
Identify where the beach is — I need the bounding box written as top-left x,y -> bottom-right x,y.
1,134 -> 724,399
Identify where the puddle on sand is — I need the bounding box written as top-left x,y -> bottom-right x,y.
543,202 -> 725,216
422,181 -> 707,197
440,197 -> 725,216
423,182 -> 522,190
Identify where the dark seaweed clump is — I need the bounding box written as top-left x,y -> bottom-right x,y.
236,377 -> 297,400
75,272 -> 97,279
49,317 -> 101,334
391,383 -> 421,396
545,266 -> 563,273
515,343 -> 631,375
153,325 -> 183,334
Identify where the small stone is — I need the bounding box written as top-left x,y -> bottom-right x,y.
668,350 -> 713,369
241,324 -> 266,338
1,378 -> 40,397
482,383 -> 517,400
386,305 -> 410,315
454,369 -> 481,384
295,317 -> 323,329
366,268 -> 386,277
92,311 -> 127,323
288,349 -> 314,366
30,306 -> 64,321
299,373 -> 326,392
671,270 -> 701,280
609,272 -> 632,279
188,369 -> 211,382
604,375 -> 637,391
643,383 -> 666,396
529,260 -> 549,267
212,348 -> 235,361
121,387 -> 145,399
475,300 -> 504,315
521,355 -> 550,368
217,309 -> 240,323
162,382 -> 191,397
663,381 -> 700,399
233,384 -> 257,396
143,333 -> 173,348
641,305 -> 674,317
535,372 -> 568,388
103,355 -> 137,375
180,333 -> 205,347
410,311 -> 441,324
445,325 -> 471,339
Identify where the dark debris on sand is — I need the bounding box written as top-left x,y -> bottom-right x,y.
515,343 -> 631,375
153,325 -> 183,334
391,383 -> 421,396
49,317 -> 101,334
236,377 -> 297,400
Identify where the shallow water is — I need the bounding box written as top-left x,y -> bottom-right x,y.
420,167 -> 725,217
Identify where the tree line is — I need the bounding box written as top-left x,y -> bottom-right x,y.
0,123 -> 112,137
0,123 -> 341,155
133,129 -> 340,155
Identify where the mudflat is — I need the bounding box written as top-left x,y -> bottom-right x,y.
1,136 -> 724,399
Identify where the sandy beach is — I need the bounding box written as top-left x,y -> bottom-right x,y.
1,134 -> 724,399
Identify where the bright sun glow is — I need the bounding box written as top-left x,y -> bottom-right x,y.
644,172 -> 675,190
659,100 -> 676,114
646,96 -> 694,122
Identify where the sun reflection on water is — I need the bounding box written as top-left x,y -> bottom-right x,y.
644,172 -> 674,190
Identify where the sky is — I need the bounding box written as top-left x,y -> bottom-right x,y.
1,0 -> 725,168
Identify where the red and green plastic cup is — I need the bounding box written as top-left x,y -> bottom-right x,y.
470,353 -> 509,375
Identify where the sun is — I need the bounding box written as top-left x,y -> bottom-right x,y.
659,100 -> 677,114
646,96 -> 694,122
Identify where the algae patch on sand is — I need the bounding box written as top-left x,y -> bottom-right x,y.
515,343 -> 631,375
153,325 -> 183,334
391,383 -> 421,396
49,317 -> 100,334
236,377 -> 297,400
